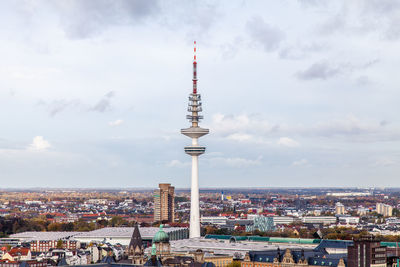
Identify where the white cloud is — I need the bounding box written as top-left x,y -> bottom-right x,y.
166,159 -> 190,168
313,114 -> 381,136
292,159 -> 309,166
109,119 -> 124,127
246,16 -> 285,52
277,137 -> 300,147
28,136 -> 51,151
212,113 -> 399,144
207,156 -> 262,168
210,113 -> 279,136
373,158 -> 397,167
226,133 -> 253,142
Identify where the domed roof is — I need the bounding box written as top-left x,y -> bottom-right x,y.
153,224 -> 169,243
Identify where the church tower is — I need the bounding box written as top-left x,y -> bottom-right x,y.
127,223 -> 145,265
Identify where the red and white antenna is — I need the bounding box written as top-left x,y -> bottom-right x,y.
194,41 -> 197,62
193,41 -> 197,94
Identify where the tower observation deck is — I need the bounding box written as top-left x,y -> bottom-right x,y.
180,41 -> 209,238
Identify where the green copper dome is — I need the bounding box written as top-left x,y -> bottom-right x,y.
153,224 -> 169,243
151,243 -> 157,256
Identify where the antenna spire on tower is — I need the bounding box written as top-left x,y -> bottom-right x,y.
193,41 -> 197,94
194,41 -> 197,62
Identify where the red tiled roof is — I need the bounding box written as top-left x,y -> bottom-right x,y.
7,247 -> 30,256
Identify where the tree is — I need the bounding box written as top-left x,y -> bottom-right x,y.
393,208 -> 400,217
48,223 -> 62,231
109,216 -> 127,227
56,239 -> 63,249
226,261 -> 241,267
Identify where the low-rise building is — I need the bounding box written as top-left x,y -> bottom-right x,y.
2,247 -> 31,261
242,247 -> 346,267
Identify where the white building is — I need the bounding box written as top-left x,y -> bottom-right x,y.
200,216 -> 228,225
376,203 -> 393,217
272,216 -> 295,225
302,216 -> 337,225
335,202 -> 346,215
338,216 -> 359,224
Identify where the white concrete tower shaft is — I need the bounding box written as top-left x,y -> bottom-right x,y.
181,41 -> 209,238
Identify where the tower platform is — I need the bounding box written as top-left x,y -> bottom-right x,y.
181,127 -> 209,138
184,146 -> 206,156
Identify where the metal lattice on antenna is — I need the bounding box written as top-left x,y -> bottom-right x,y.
193,41 -> 197,94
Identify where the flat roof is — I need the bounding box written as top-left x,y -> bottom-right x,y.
76,227 -> 187,239
9,227 -> 188,241
9,232 -> 82,241
161,238 -> 318,259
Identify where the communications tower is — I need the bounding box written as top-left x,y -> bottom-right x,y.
181,41 -> 209,238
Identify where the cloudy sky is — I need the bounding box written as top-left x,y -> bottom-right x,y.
1,0 -> 400,188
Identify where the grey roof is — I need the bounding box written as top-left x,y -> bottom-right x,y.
9,227 -> 187,242
314,239 -> 353,252
77,227 -> 187,239
10,232 -> 83,241
166,238 -> 318,259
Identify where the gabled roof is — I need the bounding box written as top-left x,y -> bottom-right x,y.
8,247 -> 30,256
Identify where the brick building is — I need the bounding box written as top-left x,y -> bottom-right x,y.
347,237 -> 386,267
30,240 -> 79,252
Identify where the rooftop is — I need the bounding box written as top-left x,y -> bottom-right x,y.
76,227 -> 187,239
9,227 -> 188,242
164,238 -> 318,259
9,232 -> 82,241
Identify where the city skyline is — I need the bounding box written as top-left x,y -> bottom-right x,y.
0,1 -> 400,188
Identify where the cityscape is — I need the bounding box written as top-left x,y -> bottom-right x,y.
1,1 -> 400,267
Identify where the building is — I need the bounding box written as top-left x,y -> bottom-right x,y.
10,227 -> 188,248
272,216 -> 296,225
127,224 -> 145,265
2,248 -> 31,262
376,203 -> 393,217
5,232 -> 80,253
301,216 -> 337,225
152,225 -> 171,257
347,237 -> 387,267
201,217 -> 228,225
181,41 -> 209,238
357,208 -> 368,216
335,202 -> 345,215
246,216 -> 275,232
0,260 -> 46,267
338,216 -> 359,225
154,183 -> 175,223
30,240 -> 79,252
144,225 -> 233,267
242,247 -> 346,267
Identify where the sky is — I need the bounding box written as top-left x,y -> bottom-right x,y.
0,0 -> 400,188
